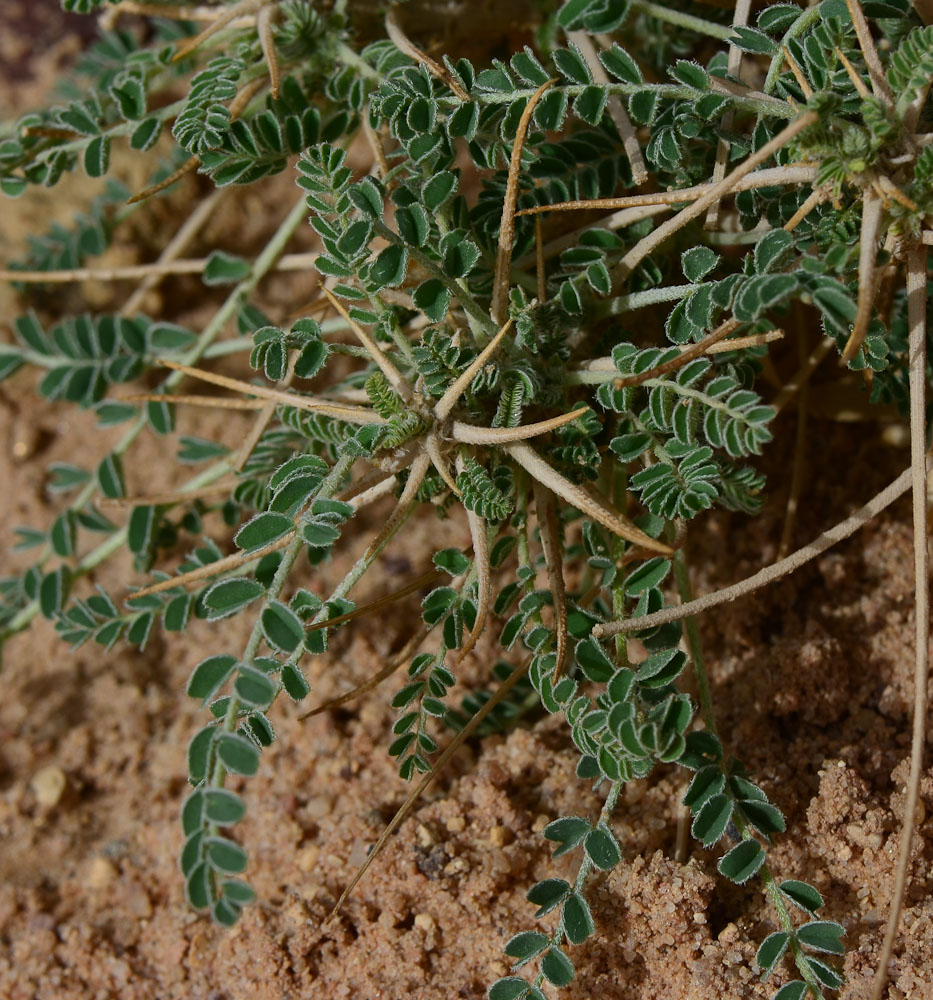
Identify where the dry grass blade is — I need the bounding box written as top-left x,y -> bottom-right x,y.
592,460 -> 924,639
844,0 -> 895,109
328,655 -> 531,918
129,532 -> 295,600
127,156 -> 199,205
452,406 -> 590,445
533,482 -> 568,676
782,45 -> 814,99
491,77 -> 557,325
454,466 -> 491,666
384,7 -> 469,100
100,481 -> 236,507
171,0 -> 262,63
611,113 -> 818,290
841,187 -> 884,362
424,432 -> 461,496
433,318 -> 513,421
359,451 -> 431,565
156,358 -> 384,424
120,393 -> 266,411
870,245 -> 929,1000
783,187 -> 826,233
772,335 -> 835,412
614,318 -> 742,388
515,165 -> 818,217
256,4 -> 280,98
305,569 -> 443,633
504,441 -> 672,554
320,287 -> 414,401
298,624 -> 432,720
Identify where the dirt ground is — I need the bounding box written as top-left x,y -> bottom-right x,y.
1,7 -> 932,1000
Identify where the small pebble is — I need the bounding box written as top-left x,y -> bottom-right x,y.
30,765 -> 66,807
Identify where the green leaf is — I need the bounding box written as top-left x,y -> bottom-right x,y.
488,978 -> 531,1000
553,45 -> 592,85
584,824 -> 622,870
599,43 -> 642,84
221,879 -> 255,905
543,816 -> 591,856
691,793 -> 733,847
717,839 -> 765,884
803,956 -> 843,989
423,171 -> 457,211
235,512 -> 294,552
215,732 -> 260,776
756,931 -> 790,978
623,558 -> 670,596
504,931 -> 549,965
185,862 -> 211,910
204,789 -> 246,825
187,726 -> 215,784
234,664 -> 277,709
434,548 -> 471,576
203,250 -> 251,285
281,662 -> 311,701
730,25 -> 777,55
575,636 -> 615,682
413,279 -> 451,322
562,892 -> 595,945
203,579 -> 265,619
39,566 -> 71,618
771,981 -> 809,1000
778,879 -> 824,914
206,836 -> 248,873
573,85 -> 609,125
84,136 -> 111,178
96,453 -> 125,499
261,599 -> 305,653
540,946 -> 575,987
796,920 -> 845,955
670,61 -> 709,90
369,244 -> 408,288
187,654 -> 239,702
681,246 -> 718,282
526,877 -> 571,917
47,462 -> 91,494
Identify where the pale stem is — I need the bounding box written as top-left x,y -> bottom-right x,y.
870,246 -> 929,1000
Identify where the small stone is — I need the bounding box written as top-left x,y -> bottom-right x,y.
296,845 -> 320,873
31,765 -> 66,807
531,814 -> 550,833
445,815 -> 466,833
693,911 -> 707,924
416,824 -> 436,849
414,912 -> 436,934
488,825 -> 511,847
85,857 -> 116,891
443,857 -> 468,876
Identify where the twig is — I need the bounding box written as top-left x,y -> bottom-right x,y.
120,393 -> 265,410
592,461 -> 923,639
783,187 -> 826,233
836,47 -> 871,99
870,246 -> 929,1000
841,188 -> 884,362
298,625 -> 432,719
172,0 -> 263,63
533,482 -> 568,676
320,287 -> 414,402
492,78 -> 557,325
434,318 -> 513,421
256,3 -> 280,98
157,358 -> 383,424
305,569 -> 444,633
844,0 -> 895,110
614,318 -> 742,388
782,45 -> 813,99
771,336 -> 835,412
611,113 -> 818,290
504,441 -> 672,554
452,406 -> 590,445
100,481 -> 236,508
384,7 -> 470,101
516,165 -> 818,216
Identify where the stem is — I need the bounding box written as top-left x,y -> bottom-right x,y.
672,550 -> 717,738
763,4 -> 823,95
630,0 -> 732,41
533,780 -> 624,990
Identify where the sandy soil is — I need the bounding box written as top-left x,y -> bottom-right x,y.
1,6 -> 932,1000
